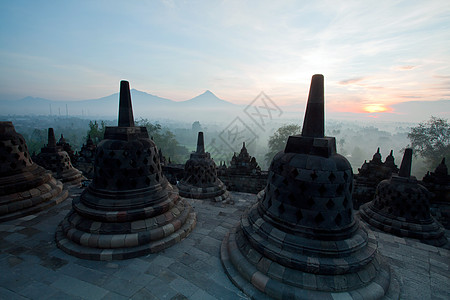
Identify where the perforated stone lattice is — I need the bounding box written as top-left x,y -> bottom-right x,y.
93,139 -> 164,191
0,122 -> 68,222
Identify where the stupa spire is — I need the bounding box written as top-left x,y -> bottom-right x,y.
118,80 -> 134,127
196,132 -> 205,153
301,74 -> 324,138
399,148 -> 413,178
47,128 -> 56,148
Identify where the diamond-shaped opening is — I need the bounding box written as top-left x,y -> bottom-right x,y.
274,189 -> 280,197
296,209 -> 303,221
336,184 -> 344,195
310,171 -> 318,180
318,184 -> 327,196
149,165 -> 155,173
335,213 -> 342,225
288,193 -> 296,203
130,179 -> 137,188
136,150 -> 142,157
143,158 -> 148,164
282,178 -> 289,186
326,199 -> 335,209
306,196 -> 314,208
343,171 -> 349,180
156,173 -> 160,182
328,172 -> 336,182
299,182 -> 307,192
130,160 -> 137,168
315,213 -> 324,224
13,153 -> 19,159
153,155 -> 157,163
343,197 -> 349,207
278,203 -> 285,214
291,168 -> 299,178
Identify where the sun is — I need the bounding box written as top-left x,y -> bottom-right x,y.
363,104 -> 389,113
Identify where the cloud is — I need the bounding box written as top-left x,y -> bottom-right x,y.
338,77 -> 366,85
397,65 -> 417,70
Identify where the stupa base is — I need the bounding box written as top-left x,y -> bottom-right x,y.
0,178 -> 68,222
178,182 -> 233,203
221,225 -> 400,300
55,202 -> 196,260
360,203 -> 448,247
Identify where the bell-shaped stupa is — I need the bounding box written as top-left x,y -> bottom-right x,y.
353,148 -> 395,209
360,149 -> 447,247
0,122 -> 68,222
34,128 -> 84,186
56,81 -> 196,260
177,132 -> 231,203
221,75 -> 393,299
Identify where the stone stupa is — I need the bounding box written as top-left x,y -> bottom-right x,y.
360,149 -> 447,247
0,122 -> 68,222
177,132 -> 231,203
353,148 -> 394,209
56,80 -> 197,260
34,128 -> 84,186
221,74 -> 394,299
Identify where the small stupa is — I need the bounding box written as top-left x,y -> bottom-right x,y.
422,158 -> 450,203
56,80 -> 196,260
221,75 -> 393,299
360,149 -> 447,247
177,132 -> 231,203
353,148 -> 395,209
0,122 -> 68,222
34,128 -> 84,186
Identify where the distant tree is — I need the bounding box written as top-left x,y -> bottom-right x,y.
408,116 -> 450,167
86,120 -> 106,144
136,118 -> 189,163
265,124 -> 301,164
192,121 -> 202,132
27,128 -> 47,155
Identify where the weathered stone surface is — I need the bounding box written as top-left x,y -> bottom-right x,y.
178,132 -> 231,203
221,74 -> 395,299
360,148 -> 448,247
55,80 -> 196,260
34,128 -> 84,186
0,122 -> 68,222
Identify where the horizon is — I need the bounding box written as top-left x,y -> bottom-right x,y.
1,1 -> 449,120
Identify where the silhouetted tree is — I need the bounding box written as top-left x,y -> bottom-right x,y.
265,124 -> 301,164
86,120 -> 106,144
408,116 -> 450,167
136,118 -> 189,163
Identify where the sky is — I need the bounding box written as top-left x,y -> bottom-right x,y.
0,0 -> 449,118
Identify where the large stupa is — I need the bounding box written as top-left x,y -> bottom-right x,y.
221,75 -> 394,299
0,122 -> 68,222
56,81 -> 196,260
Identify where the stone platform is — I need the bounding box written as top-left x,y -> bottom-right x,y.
0,186 -> 449,299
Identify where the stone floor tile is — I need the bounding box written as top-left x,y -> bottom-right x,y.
50,274 -> 109,300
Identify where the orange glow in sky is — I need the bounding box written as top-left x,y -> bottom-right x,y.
363,104 -> 390,113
